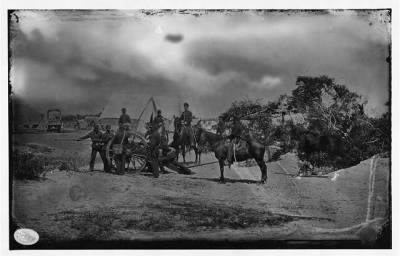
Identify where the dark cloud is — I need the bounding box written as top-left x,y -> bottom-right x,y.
185,39 -> 283,80
10,10 -> 390,119
184,18 -> 389,114
165,34 -> 184,43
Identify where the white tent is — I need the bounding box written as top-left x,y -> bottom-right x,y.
100,96 -> 160,134
136,97 -> 158,134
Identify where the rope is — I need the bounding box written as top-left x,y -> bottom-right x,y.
233,142 -> 237,163
366,156 -> 379,222
137,99 -> 151,123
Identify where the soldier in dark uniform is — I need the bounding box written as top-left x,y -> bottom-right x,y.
77,124 -> 109,172
109,124 -> 130,174
226,116 -> 245,165
147,122 -> 163,178
102,124 -> 114,171
180,102 -> 194,146
216,116 -> 226,136
153,109 -> 169,149
153,110 -> 165,128
103,124 -> 114,141
119,108 -> 131,127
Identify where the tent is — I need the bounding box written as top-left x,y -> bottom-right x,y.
99,96 -> 160,135
136,97 -> 158,134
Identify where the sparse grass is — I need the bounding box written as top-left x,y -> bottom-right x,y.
48,197 -> 297,238
12,142 -> 89,179
12,150 -> 50,180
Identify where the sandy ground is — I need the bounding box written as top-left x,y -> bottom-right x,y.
11,131 -> 390,247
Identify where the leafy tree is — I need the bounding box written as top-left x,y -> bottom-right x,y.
220,75 -> 390,170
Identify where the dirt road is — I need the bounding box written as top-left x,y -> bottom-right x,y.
11,132 -> 390,247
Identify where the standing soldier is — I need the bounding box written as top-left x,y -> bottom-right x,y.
180,102 -> 194,146
119,108 -> 131,128
148,123 -> 161,178
110,123 -> 130,175
102,124 -> 114,171
103,124 -> 114,140
77,124 -> 109,172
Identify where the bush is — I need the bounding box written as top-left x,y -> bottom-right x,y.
219,75 -> 390,172
12,150 -> 49,180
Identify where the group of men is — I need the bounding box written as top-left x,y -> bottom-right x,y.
77,107 -> 132,173
78,102 -> 244,174
77,123 -> 114,172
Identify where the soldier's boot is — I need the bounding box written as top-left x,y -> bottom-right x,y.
89,160 -> 95,172
119,154 -> 126,175
100,151 -> 111,173
160,165 -> 168,174
151,159 -> 160,178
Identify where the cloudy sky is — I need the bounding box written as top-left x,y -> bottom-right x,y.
10,10 -> 390,121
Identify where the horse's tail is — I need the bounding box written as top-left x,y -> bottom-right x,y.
264,144 -> 272,162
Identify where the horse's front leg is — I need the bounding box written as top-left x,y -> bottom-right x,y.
198,148 -> 201,164
182,146 -> 186,164
218,159 -> 225,182
256,159 -> 267,184
194,147 -> 199,164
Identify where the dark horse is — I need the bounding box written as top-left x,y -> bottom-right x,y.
170,117 -> 200,164
196,128 -> 267,183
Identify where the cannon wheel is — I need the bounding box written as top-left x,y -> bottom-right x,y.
106,131 -> 149,172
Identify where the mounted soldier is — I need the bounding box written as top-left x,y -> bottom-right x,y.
153,109 -> 165,128
119,108 -> 131,128
216,116 -> 226,136
77,124 -> 109,172
226,115 -> 247,166
180,102 -> 195,147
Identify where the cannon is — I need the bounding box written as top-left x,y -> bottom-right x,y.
105,130 -> 191,175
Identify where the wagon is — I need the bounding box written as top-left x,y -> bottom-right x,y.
105,130 -> 189,174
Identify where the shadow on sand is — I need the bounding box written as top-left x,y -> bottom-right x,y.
188,176 -> 260,185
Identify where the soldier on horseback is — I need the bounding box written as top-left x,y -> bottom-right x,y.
180,102 -> 195,147
216,116 -> 226,136
119,108 -> 131,128
226,115 -> 246,165
153,109 -> 165,128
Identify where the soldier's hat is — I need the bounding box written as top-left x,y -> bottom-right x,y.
184,102 -> 189,107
